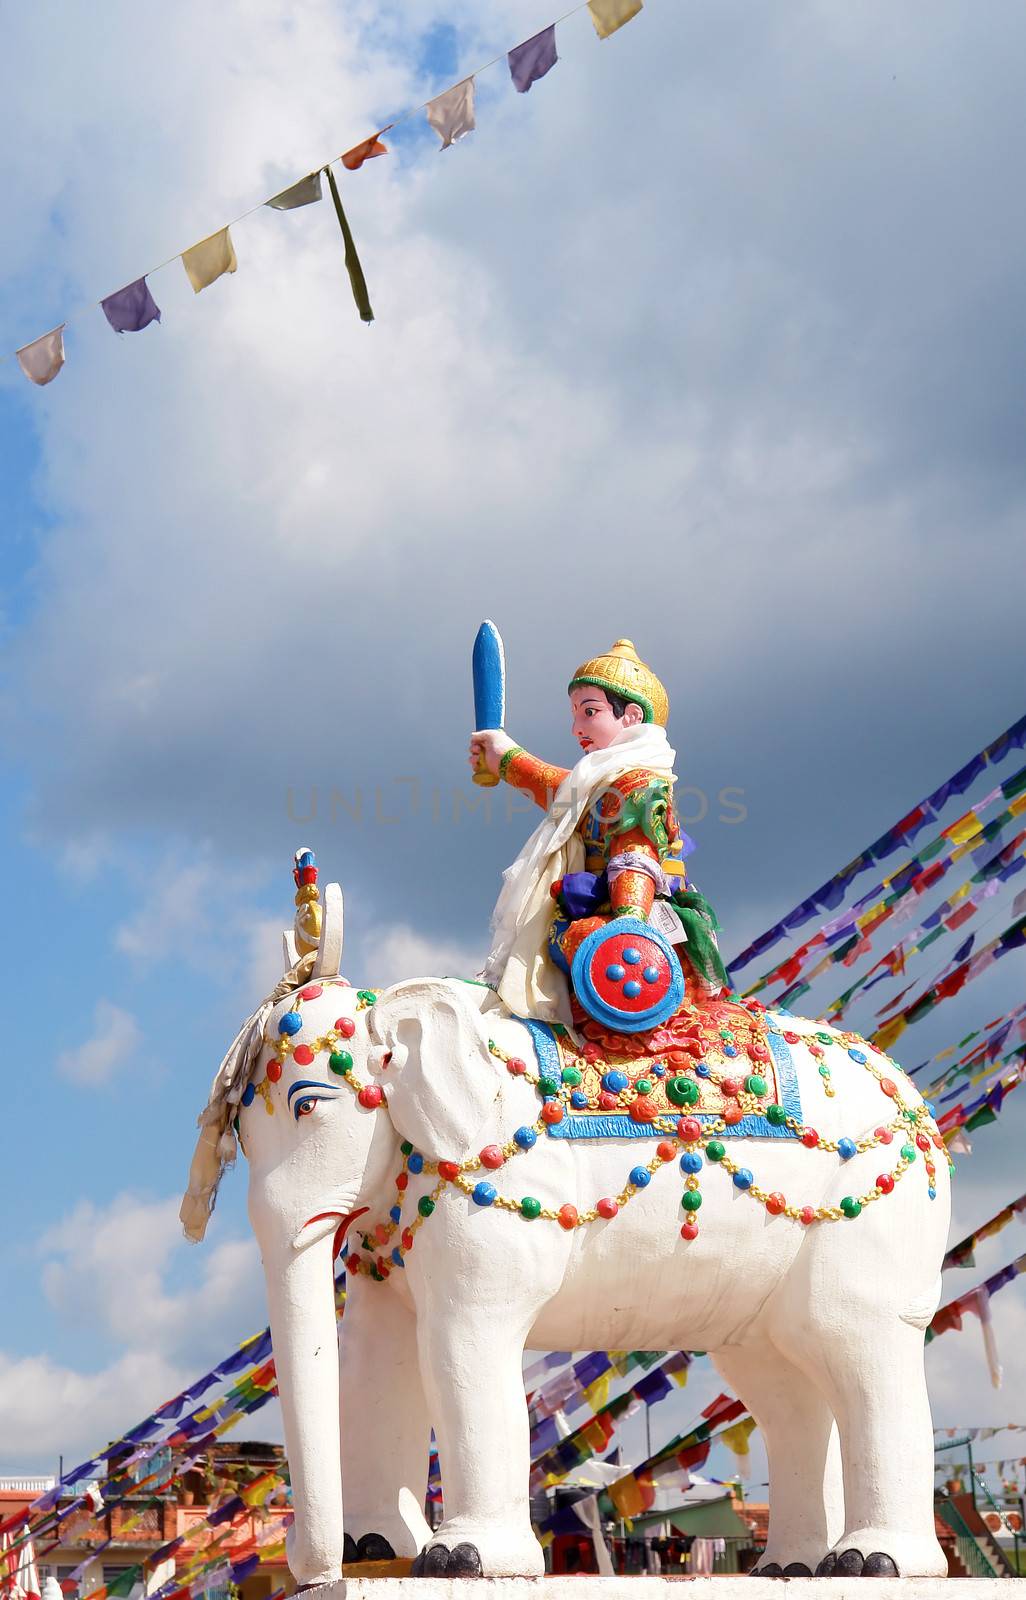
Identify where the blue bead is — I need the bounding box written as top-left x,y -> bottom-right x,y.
603,1070 -> 629,1093
279,1011 -> 303,1035
837,1137 -> 857,1161
629,1166 -> 651,1188
407,1153 -> 424,1174
571,1090 -> 588,1109
848,1048 -> 867,1064
724,1043 -> 738,1057
732,1168 -> 753,1190
695,1062 -> 711,1078
472,1181 -> 497,1206
651,1064 -> 666,1078
926,1100 -> 937,1117
605,963 -> 626,982
622,947 -> 642,965
389,1205 -> 402,1223
928,1186 -> 937,1200
680,1152 -> 703,1174
623,980 -> 642,998
643,965 -> 660,983
241,1082 -> 256,1106
514,1125 -> 537,1149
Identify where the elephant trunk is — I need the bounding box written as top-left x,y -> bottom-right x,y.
264,1228 -> 345,1586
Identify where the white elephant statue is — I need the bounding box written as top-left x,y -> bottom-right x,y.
181,873 -> 951,1584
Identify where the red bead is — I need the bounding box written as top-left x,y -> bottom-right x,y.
507,1056 -> 528,1075
300,866 -> 318,885
299,984 -> 323,1000
720,1077 -> 740,1097
396,1172 -> 409,1191
597,1198 -> 619,1219
335,1016 -> 356,1039
915,1133 -> 930,1151
266,1059 -> 282,1082
358,1085 -> 384,1109
438,1161 -> 459,1182
766,1192 -> 786,1215
348,1253 -> 362,1272
876,1126 -> 893,1144
932,1133 -> 944,1150
558,1204 -> 578,1230
750,1043 -> 769,1060
680,1222 -> 699,1241
877,1172 -> 894,1193
480,1144 -> 505,1169
880,1077 -> 897,1097
800,1206 -> 817,1226
293,1044 -> 314,1066
630,1096 -> 657,1123
808,1043 -> 823,1057
374,1223 -> 389,1245
401,1229 -> 414,1251
656,1140 -> 677,1163
678,1117 -> 702,1142
784,1032 -> 801,1045
801,1128 -> 819,1148
598,1091 -> 619,1110
541,1101 -> 564,1125
723,1104 -> 744,1126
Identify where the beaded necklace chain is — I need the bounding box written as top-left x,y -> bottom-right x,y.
247,989 -> 950,1286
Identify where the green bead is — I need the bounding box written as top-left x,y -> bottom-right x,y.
719,1029 -> 734,1041
329,1050 -> 353,1074
901,1143 -> 916,1162
816,1031 -> 833,1045
766,1104 -> 787,1126
667,1075 -> 700,1107
400,1140 -> 413,1156
840,1196 -> 862,1218
745,1074 -> 767,1098
538,1075 -> 560,1098
635,1078 -> 653,1097
561,1065 -> 582,1087
520,1196 -> 541,1219
681,1190 -> 703,1211
818,1064 -> 830,1077
417,1196 -> 435,1218
357,990 -> 378,1004
707,1139 -> 725,1162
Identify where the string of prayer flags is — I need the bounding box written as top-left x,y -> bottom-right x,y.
589,0 -> 644,39
872,909 -> 1026,1054
325,168 -> 374,323
426,79 -> 476,149
341,134 -> 389,171
944,1193 -> 1026,1270
509,27 -> 558,92
182,227 -> 237,294
101,278 -> 161,333
16,326 -> 65,386
266,171 -> 323,210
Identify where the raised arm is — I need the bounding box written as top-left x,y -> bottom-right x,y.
467,731 -> 569,811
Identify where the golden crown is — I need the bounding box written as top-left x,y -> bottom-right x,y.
568,638 -> 669,726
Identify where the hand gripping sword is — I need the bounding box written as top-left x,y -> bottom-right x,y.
471,620 -> 506,787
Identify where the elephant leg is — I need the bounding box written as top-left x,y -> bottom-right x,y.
412,1304 -> 544,1578
785,1313 -> 946,1578
339,1274 -> 433,1560
712,1344 -> 842,1577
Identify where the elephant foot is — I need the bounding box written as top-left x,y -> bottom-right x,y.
349,1532 -> 397,1563
782,1563 -> 814,1577
815,1548 -> 899,1577
750,1563 -> 783,1577
411,1542 -> 483,1578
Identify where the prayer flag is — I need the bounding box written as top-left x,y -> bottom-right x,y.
101,277 -> 161,333
426,79 -> 476,149
266,172 -> 323,210
509,27 -> 558,92
588,0 -> 643,38
182,227 -> 238,293
342,135 -> 389,171
16,325 -> 65,385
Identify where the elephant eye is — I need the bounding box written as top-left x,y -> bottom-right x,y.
294,1097 -> 318,1119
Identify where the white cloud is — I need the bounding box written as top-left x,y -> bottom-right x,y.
57,1000 -> 142,1088
360,920 -> 484,988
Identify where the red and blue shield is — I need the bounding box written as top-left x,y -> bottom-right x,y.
571,916 -> 685,1034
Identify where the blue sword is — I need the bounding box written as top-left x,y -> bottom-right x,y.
472,620 -> 506,788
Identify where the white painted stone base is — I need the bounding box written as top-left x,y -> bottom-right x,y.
314,1578 -> 1026,1598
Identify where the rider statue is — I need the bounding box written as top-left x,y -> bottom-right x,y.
469,638 -> 727,1029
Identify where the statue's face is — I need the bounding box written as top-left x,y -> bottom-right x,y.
569,686 -> 643,752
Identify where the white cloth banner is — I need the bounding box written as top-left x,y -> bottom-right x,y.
426,79 -> 476,149
588,0 -> 643,39
16,325 -> 65,386
266,171 -> 323,210
572,1493 -> 615,1576
182,226 -> 238,293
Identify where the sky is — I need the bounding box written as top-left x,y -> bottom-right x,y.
2,0 -> 1026,1509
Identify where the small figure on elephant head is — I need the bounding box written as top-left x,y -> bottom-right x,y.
469,638 -> 728,1031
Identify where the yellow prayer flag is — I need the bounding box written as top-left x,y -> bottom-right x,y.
721,1416 -> 757,1458
588,0 -> 643,39
182,226 -> 238,294
582,1416 -> 610,1453
874,1016 -> 907,1054
583,1372 -> 612,1412
944,813 -> 984,846
1011,793 -> 1026,818
609,1474 -> 647,1519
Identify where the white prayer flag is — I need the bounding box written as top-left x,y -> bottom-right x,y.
426,79 -> 476,150
266,172 -> 323,211
182,227 -> 238,293
16,325 -> 66,386
588,0 -> 643,39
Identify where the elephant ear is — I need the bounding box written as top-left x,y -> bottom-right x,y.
367,979 -> 503,1163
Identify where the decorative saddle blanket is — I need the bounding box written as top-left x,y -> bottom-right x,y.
521,994 -> 802,1140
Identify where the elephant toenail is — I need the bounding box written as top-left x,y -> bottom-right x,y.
783,1564 -> 812,1576
422,1545 -> 451,1576
752,1562 -> 782,1576
448,1543 -> 484,1577
834,1549 -> 865,1576
863,1552 -> 899,1576
814,1551 -> 838,1576
343,1534 -> 358,1565
355,1533 -> 396,1562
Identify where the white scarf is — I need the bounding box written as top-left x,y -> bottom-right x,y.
483,723 -> 676,1023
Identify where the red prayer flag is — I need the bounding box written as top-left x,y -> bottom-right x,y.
342,134 -> 389,170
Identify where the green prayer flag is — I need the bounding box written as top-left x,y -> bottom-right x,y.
325,166 -> 374,324
965,1104 -> 998,1131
